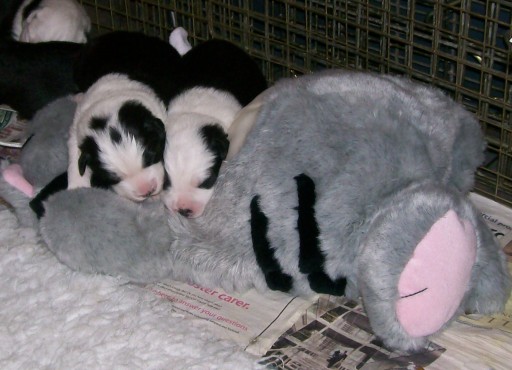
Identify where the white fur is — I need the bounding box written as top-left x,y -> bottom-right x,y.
12,0 -> 91,43
68,74 -> 167,202
163,87 -> 241,217
169,27 -> 192,56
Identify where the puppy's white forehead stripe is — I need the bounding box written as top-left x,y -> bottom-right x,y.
165,127 -> 215,188
94,129 -> 145,177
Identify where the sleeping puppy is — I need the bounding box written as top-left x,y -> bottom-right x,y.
68,74 -> 168,202
162,39 -> 267,218
10,0 -> 90,43
162,86 -> 240,218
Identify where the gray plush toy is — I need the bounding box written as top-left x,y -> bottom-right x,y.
1,69 -> 510,352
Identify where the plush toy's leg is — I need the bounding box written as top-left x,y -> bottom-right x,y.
2,164 -> 34,197
395,210 -> 476,337
463,214 -> 511,314
169,27 -> 192,56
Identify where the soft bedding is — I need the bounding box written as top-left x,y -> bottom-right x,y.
0,204 -> 262,369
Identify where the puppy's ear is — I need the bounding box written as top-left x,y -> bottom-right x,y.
78,152 -> 89,176
78,136 -> 99,176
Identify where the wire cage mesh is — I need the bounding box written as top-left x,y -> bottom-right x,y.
80,0 -> 512,206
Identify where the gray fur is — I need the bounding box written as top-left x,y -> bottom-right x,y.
20,96 -> 76,187
2,69 -> 509,352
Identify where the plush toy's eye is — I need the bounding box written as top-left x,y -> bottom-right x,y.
400,287 -> 428,299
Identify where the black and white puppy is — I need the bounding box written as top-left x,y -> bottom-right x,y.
65,31 -> 183,201
7,0 -> 90,43
162,86 -> 239,218
67,74 -> 168,201
161,39 -> 267,218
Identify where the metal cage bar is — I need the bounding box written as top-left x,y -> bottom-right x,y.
80,0 -> 512,206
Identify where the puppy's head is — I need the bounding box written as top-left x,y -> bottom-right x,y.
78,100 -> 166,201
162,121 -> 229,218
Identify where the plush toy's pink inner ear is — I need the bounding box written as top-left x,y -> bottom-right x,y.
395,209 -> 476,338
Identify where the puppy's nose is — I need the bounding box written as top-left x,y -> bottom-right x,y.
178,208 -> 193,218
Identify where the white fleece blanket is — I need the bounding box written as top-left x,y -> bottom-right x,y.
0,207 -> 263,369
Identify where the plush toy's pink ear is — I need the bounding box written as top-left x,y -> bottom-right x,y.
396,210 -> 476,337
2,164 -> 34,197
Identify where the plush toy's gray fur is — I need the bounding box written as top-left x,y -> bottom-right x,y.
20,95 -> 76,187
2,69 -> 510,352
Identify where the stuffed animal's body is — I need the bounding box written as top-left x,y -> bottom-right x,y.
2,69 -> 510,352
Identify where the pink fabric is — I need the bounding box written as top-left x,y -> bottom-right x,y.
396,210 -> 476,337
2,164 -> 34,197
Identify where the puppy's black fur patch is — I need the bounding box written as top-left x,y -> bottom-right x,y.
180,39 -> 267,106
78,135 -> 121,188
198,123 -> 229,190
0,39 -> 82,118
117,101 -> 166,167
109,127 -> 122,144
250,195 -> 293,292
74,31 -> 183,104
90,117 -> 108,131
29,171 -> 68,218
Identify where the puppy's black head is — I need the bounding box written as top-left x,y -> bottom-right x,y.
198,123 -> 229,189
117,100 -> 166,167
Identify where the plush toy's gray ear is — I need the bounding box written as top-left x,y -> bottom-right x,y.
357,182 -> 511,352
39,187 -> 177,282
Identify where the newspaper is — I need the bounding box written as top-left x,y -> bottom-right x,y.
457,192 -> 512,332
147,192 -> 512,368
260,295 -> 447,369
146,281 -> 316,355
0,105 -> 29,149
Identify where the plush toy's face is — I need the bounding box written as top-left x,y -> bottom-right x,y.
162,119 -> 229,218
75,100 -> 167,202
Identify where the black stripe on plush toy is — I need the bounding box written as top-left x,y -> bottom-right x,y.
294,173 -> 347,295
294,173 -> 323,273
29,171 -> 68,218
250,195 -> 293,292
